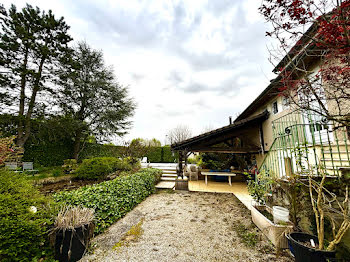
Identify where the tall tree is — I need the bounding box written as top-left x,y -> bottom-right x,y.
260,0 -> 350,127
0,4 -> 72,147
57,42 -> 135,159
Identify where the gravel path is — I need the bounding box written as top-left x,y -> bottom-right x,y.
82,191 -> 292,262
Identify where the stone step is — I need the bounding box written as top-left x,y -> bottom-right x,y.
162,171 -> 177,175
162,173 -> 177,178
155,181 -> 175,189
322,158 -> 350,163
161,177 -> 176,181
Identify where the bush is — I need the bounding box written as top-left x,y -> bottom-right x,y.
74,157 -> 121,180
54,168 -> 162,234
74,156 -> 141,180
0,169 -> 54,261
62,159 -> 77,174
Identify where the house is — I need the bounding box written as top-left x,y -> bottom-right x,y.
171,24 -> 350,179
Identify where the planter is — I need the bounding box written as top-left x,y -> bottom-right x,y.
175,178 -> 188,190
286,232 -> 336,262
251,205 -> 293,249
54,224 -> 93,262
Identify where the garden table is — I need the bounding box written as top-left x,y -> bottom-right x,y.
201,172 -> 237,186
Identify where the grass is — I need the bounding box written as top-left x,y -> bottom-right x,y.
233,222 -> 259,247
25,166 -> 65,181
112,219 -> 144,252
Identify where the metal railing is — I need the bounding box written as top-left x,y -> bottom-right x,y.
259,110 -> 350,178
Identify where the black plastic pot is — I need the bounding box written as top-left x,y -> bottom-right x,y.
286,232 -> 336,262
54,224 -> 92,262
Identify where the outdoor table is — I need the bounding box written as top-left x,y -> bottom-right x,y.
201,172 -> 237,186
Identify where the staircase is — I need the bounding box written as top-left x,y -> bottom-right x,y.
320,143 -> 350,176
141,163 -> 177,189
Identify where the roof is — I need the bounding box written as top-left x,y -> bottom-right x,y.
273,23 -> 318,73
234,77 -> 281,122
171,110 -> 269,151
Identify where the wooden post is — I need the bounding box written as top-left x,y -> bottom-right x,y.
178,151 -> 183,178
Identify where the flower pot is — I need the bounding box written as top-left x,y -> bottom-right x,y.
286,232 -> 336,262
251,205 -> 293,249
54,224 -> 92,262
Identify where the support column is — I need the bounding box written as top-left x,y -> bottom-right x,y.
178,151 -> 183,178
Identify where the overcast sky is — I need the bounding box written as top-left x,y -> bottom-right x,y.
4,0 -> 277,145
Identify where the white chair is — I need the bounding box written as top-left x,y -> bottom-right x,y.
22,162 -> 38,174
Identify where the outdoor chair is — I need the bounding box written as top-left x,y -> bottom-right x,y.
22,162 -> 39,174
4,162 -> 21,172
184,165 -> 199,181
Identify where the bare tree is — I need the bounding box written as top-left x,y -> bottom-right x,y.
166,125 -> 192,144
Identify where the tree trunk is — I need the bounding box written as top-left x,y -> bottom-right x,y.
17,48 -> 29,146
73,129 -> 82,161
17,56 -> 46,147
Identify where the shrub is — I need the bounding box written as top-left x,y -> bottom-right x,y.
54,168 -> 162,234
0,169 -> 54,261
62,159 -> 78,174
74,157 -> 120,180
74,156 -> 141,180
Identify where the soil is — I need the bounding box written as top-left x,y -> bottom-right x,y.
37,179 -> 101,195
259,209 -> 274,222
298,240 -> 319,250
82,191 -> 293,262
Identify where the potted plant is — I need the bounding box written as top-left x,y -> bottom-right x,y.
248,173 -> 293,249
287,157 -> 350,262
51,206 -> 95,262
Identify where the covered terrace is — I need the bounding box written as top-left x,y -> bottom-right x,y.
170,110 -> 269,209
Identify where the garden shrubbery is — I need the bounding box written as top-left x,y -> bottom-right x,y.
0,169 -> 54,262
74,156 -> 140,180
54,168 -> 162,233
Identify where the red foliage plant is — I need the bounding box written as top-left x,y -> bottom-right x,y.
260,0 -> 350,127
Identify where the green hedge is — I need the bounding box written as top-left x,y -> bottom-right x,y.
23,141 -> 74,167
78,144 -> 122,160
24,142 -> 177,167
146,146 -> 177,163
0,169 -> 54,262
53,168 -> 162,234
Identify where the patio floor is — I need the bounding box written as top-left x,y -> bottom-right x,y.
188,180 -> 253,210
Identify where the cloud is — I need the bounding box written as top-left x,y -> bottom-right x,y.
2,0 -> 276,142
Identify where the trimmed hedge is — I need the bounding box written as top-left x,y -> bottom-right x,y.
24,142 -> 177,167
0,169 -> 54,262
146,146 -> 178,163
23,141 -> 74,167
78,143 -> 122,160
54,168 -> 162,234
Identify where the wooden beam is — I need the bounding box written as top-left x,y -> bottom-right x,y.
190,146 -> 259,154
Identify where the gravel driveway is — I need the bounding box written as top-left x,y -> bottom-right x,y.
82,191 -> 292,262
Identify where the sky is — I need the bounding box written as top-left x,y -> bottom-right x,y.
4,0 -> 277,145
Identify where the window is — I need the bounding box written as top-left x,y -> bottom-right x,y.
272,101 -> 279,114
282,96 -> 290,109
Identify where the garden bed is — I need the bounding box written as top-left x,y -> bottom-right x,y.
251,205 -> 293,249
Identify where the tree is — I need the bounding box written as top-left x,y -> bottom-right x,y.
259,0 -> 350,128
57,42 -> 135,159
0,4 -> 72,147
166,125 -> 192,144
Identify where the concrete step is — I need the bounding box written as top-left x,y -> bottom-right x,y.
161,177 -> 176,181
162,173 -> 177,178
163,171 -> 177,175
155,181 -> 175,189
322,158 -> 350,163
